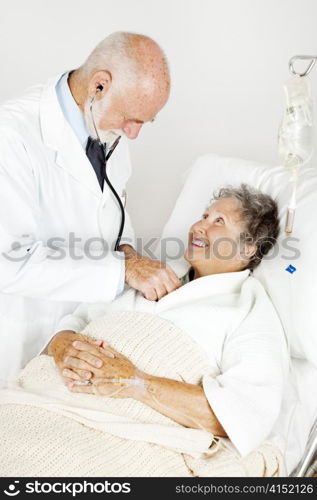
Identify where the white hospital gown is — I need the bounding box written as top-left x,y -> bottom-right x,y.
51,268 -> 289,457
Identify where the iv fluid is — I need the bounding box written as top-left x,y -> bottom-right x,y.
278,76 -> 314,168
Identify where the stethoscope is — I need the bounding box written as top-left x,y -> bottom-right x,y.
89,89 -> 126,251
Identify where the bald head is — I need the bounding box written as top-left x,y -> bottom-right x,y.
79,32 -> 170,102
125,34 -> 170,96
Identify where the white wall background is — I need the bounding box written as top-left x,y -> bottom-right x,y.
1,0 -> 316,240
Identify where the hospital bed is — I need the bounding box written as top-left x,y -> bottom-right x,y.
156,154 -> 317,477
293,419 -> 317,476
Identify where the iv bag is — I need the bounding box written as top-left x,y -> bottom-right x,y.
278,76 -> 314,168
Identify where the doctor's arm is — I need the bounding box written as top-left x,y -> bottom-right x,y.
0,131 -> 124,303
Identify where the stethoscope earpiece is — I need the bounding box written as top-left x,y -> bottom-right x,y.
89,85 -> 103,104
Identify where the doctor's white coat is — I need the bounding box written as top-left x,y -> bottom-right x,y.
0,75 -> 135,386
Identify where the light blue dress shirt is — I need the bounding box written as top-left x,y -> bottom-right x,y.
56,72 -> 125,295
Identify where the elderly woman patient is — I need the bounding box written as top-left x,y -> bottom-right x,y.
0,184 -> 288,477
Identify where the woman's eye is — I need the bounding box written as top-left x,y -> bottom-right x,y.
215,217 -> 224,224
202,214 -> 208,220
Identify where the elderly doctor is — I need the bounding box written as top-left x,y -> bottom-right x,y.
0,32 -> 180,387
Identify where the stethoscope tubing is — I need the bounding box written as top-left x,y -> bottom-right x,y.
89,94 -> 126,252
101,139 -> 125,251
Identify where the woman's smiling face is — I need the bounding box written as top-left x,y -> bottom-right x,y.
184,197 -> 256,276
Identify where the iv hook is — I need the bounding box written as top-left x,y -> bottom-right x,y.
289,55 -> 317,77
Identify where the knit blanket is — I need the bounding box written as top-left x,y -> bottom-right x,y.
0,311 -> 283,477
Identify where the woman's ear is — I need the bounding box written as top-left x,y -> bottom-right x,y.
239,240 -> 257,264
244,242 -> 257,259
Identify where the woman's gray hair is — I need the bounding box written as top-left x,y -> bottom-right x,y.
212,184 -> 280,270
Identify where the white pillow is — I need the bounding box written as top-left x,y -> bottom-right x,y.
159,154 -> 317,366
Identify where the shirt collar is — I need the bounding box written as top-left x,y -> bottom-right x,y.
55,71 -> 89,148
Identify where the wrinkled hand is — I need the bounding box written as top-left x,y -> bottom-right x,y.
47,330 -> 113,385
120,245 -> 181,301
67,340 -> 144,399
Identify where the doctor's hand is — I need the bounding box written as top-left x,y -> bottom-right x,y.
119,244 -> 181,301
48,330 -> 113,386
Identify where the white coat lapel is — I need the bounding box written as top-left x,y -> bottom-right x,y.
40,74 -> 102,198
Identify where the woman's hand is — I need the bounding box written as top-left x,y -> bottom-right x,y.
67,340 -> 145,399
48,330 -> 109,385
67,340 -> 227,436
